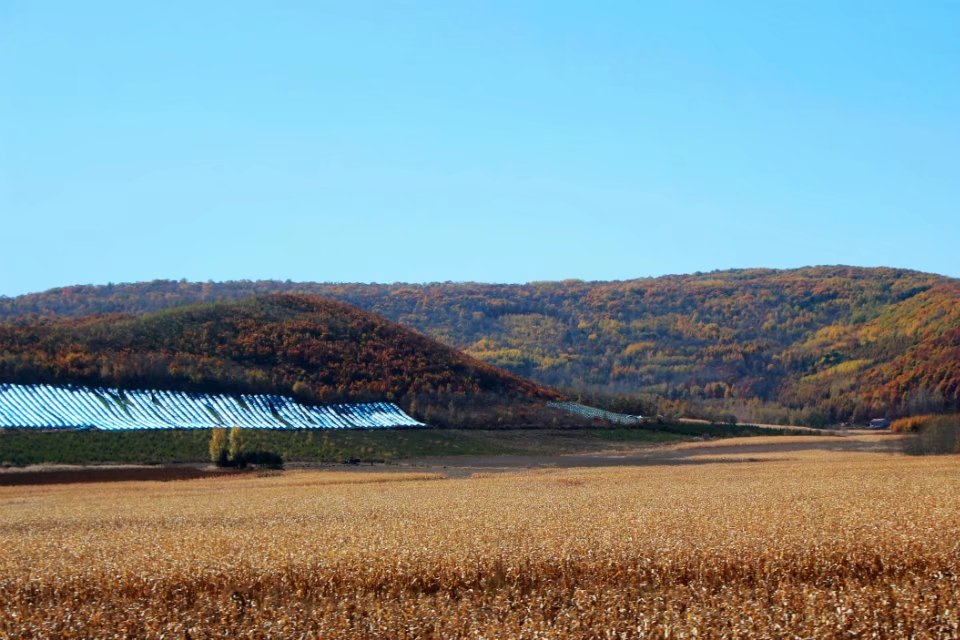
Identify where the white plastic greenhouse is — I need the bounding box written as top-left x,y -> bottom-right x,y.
0,383 -> 425,430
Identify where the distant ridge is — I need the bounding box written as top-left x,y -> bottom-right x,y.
2,267 -> 958,423
0,383 -> 424,430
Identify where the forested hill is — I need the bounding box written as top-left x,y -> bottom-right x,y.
2,267 -> 958,423
0,295 -> 561,427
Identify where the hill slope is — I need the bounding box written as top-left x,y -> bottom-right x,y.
3,267 -> 958,423
0,295 -> 561,427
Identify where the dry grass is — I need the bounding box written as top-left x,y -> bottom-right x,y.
670,434 -> 851,448
659,432 -> 902,453
1,450 -> 959,638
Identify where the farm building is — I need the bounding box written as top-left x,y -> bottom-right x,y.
0,383 -> 424,430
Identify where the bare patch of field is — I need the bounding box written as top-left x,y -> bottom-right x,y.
0,464 -> 236,486
404,431 -> 902,475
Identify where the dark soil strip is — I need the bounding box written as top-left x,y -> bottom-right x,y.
0,466 -> 239,486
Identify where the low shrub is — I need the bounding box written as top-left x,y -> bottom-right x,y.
890,415 -> 936,433
239,450 -> 284,469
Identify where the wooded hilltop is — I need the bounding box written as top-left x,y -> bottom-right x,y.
2,266 -> 958,425
0,295 -> 566,428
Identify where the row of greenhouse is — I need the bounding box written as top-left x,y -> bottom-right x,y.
546,401 -> 644,425
0,383 -> 425,430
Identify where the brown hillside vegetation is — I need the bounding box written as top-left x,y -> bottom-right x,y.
0,294 -> 561,427
2,266 -> 959,422
1,445 -> 958,638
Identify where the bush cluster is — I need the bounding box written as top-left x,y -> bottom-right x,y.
209,427 -> 284,468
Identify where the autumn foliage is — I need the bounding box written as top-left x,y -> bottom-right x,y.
0,294 -> 561,426
2,266 -> 958,423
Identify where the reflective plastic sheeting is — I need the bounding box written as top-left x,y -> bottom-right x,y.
0,383 -> 426,430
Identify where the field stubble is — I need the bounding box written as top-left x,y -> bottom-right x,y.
1,445 -> 959,638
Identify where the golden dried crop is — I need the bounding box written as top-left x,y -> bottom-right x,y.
1,450 -> 959,638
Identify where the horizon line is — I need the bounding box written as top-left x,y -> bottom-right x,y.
4,264 -> 958,299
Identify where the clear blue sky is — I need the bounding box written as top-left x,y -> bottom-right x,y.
1,1 -> 957,296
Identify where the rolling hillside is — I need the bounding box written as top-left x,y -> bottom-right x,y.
0,294 -> 563,428
2,267 -> 958,423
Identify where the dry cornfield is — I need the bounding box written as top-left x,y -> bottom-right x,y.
1,445 -> 959,639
